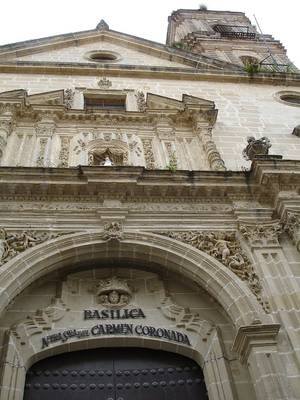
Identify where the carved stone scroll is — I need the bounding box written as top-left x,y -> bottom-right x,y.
158,231 -> 268,312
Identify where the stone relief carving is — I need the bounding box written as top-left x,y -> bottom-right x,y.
0,229 -> 71,267
35,119 -> 56,137
98,77 -> 112,89
282,211 -> 300,251
239,222 -> 282,247
58,136 -> 71,167
11,298 -> 68,343
64,88 -> 75,109
95,276 -> 132,308
101,221 -> 123,241
158,231 -> 269,312
242,136 -> 272,161
135,91 -> 147,112
141,138 -> 155,169
36,137 -> 48,167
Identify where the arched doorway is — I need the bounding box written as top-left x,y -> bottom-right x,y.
24,347 -> 208,399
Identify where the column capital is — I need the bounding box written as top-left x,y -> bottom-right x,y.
239,221 -> 283,248
283,210 -> 300,251
232,323 -> 280,363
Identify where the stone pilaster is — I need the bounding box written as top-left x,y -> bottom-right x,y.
0,105 -> 16,163
283,211 -> 300,252
232,324 -> 291,399
35,117 -> 56,167
239,221 -> 300,366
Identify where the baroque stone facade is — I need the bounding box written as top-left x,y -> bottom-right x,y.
0,7 -> 299,400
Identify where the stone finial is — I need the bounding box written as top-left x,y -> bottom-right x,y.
242,136 -> 271,161
96,19 -> 109,31
292,125 -> 300,137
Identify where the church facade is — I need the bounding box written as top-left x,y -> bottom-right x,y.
0,7 -> 299,400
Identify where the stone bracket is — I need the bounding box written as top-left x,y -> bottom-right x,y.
232,323 -> 280,363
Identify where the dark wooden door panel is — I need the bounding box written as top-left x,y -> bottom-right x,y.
24,347 -> 208,400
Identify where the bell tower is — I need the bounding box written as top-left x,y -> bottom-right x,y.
167,8 -> 297,72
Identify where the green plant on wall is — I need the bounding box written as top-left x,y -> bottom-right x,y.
244,62 -> 260,75
166,151 -> 178,172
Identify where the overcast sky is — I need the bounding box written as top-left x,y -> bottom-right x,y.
0,0 -> 299,68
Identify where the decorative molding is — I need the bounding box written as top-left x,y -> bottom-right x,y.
282,211 -> 300,251
11,297 -> 68,343
242,136 -> 272,161
232,323 -> 281,363
98,77 -> 112,89
64,88 -> 74,109
58,136 -> 71,167
158,231 -> 269,312
135,90 -> 147,112
95,276 -> 132,308
0,229 -> 72,266
160,295 -> 215,336
101,221 -> 123,241
239,222 -> 283,248
141,138 -> 155,169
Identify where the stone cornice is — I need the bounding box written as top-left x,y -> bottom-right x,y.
0,61 -> 299,86
0,159 -> 298,202
232,324 -> 281,363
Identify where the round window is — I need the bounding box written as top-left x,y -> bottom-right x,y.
85,51 -> 120,63
275,91 -> 300,107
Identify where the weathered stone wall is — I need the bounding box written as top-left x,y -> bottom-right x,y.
0,73 -> 299,170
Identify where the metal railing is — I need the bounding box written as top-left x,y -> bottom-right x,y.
213,25 -> 256,40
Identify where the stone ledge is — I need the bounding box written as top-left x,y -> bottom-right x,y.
232,323 -> 281,363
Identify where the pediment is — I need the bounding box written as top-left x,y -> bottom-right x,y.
146,93 -> 215,112
27,90 -> 65,106
0,27 -> 241,72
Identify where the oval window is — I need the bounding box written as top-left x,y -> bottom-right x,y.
86,51 -> 120,63
275,91 -> 300,107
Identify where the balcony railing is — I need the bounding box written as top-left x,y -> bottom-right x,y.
213,25 -> 256,40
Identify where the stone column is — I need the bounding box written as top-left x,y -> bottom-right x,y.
0,105 -> 15,165
193,117 -> 226,171
239,221 -> 300,366
232,324 -> 290,399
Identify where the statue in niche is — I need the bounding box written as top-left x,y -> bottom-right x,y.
103,155 -> 113,166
